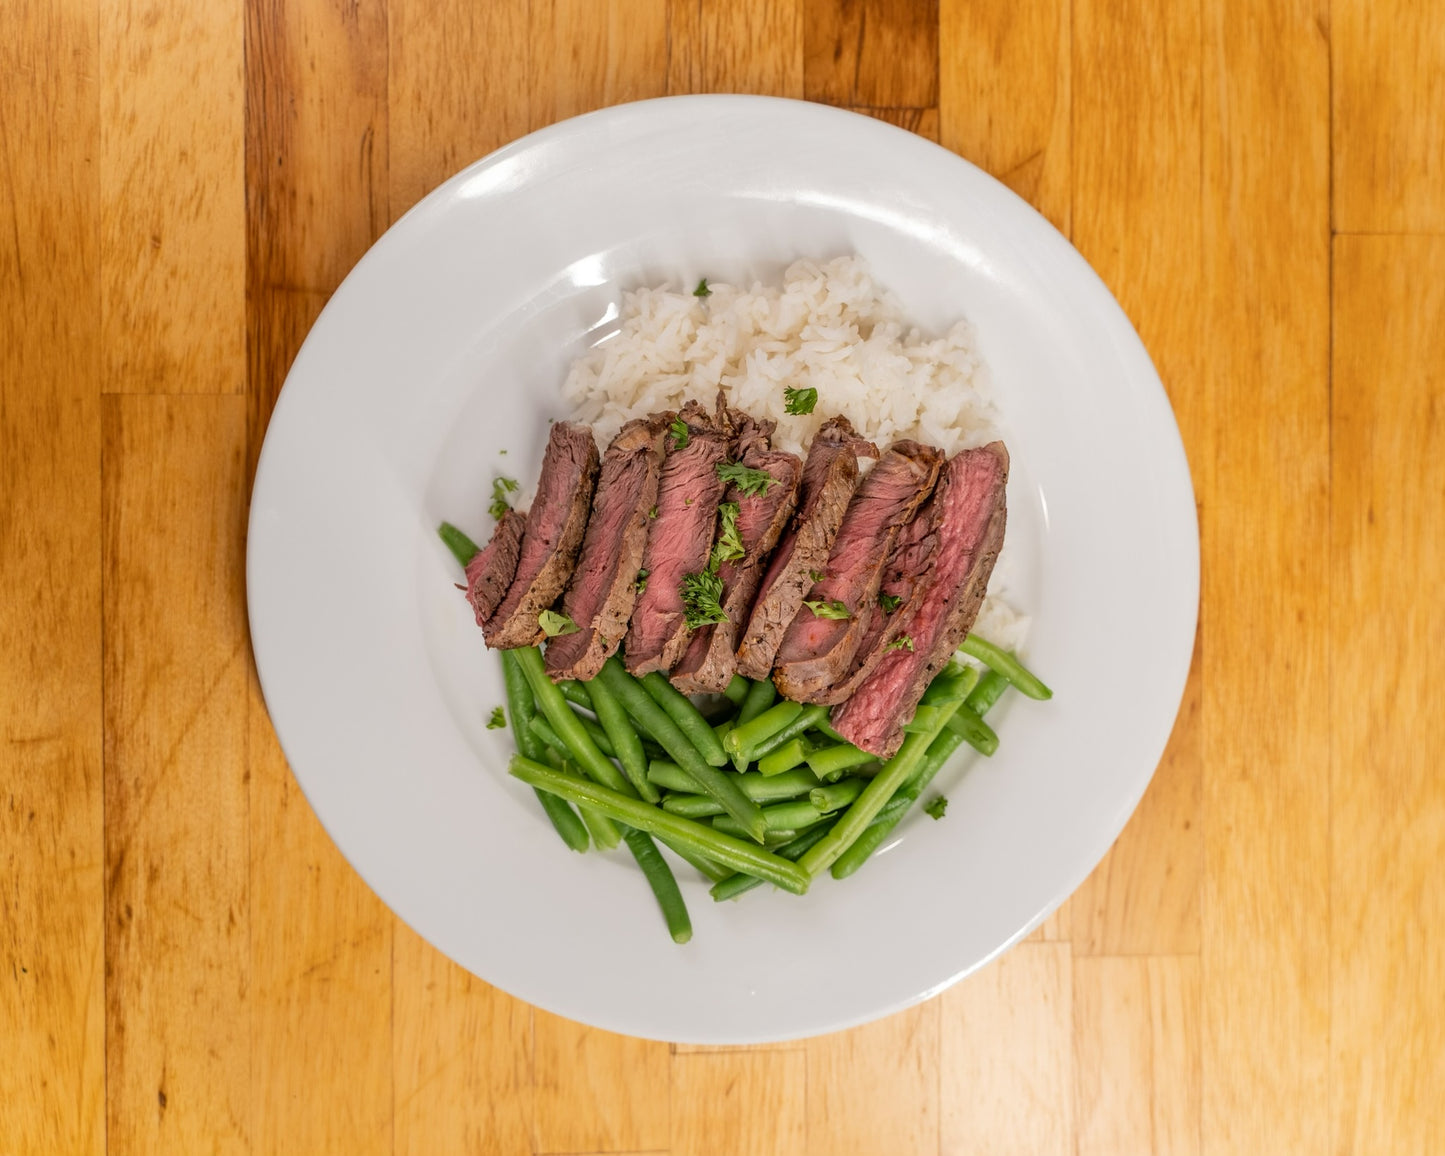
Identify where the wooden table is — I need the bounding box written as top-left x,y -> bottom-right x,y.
6,1 -> 1443,1152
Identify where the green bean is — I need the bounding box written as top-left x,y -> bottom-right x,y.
559,680 -> 596,712
587,672 -> 657,802
958,635 -> 1052,699
805,742 -> 876,779
831,730 -> 966,878
809,777 -> 866,812
902,703 -> 946,734
514,647 -> 634,797
757,737 -> 808,777
723,675 -> 750,706
640,672 -> 730,766
945,704 -> 998,756
798,699 -> 962,877
541,750 -> 620,849
737,677 -> 777,726
437,521 -> 480,567
650,763 -> 820,803
510,756 -> 809,893
812,717 -> 849,744
646,759 -> 702,794
621,827 -> 692,944
596,659 -> 767,841
709,823 -> 835,901
528,715 -> 570,760
751,703 -> 830,762
724,700 -> 801,760
714,799 -> 825,834
713,718 -> 735,749
501,649 -> 589,853
965,668 -> 1010,715
662,793 -> 724,818
656,834 -> 733,884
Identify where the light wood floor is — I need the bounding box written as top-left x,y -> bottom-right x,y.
5,1 -> 1444,1153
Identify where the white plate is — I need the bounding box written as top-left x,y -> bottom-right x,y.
247,96 -> 1198,1043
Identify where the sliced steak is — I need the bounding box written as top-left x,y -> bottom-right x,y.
545,415 -> 670,680
772,440 -> 943,702
623,401 -> 731,675
483,421 -> 600,649
464,509 -> 527,627
670,416 -> 803,694
821,482 -> 946,703
831,443 -> 1010,757
734,415 -> 876,680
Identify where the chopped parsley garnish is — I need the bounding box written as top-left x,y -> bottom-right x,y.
635,569 -> 649,593
711,502 -> 745,567
486,707 -> 506,729
879,593 -> 903,614
783,385 -> 818,415
716,460 -> 777,497
803,599 -> 851,620
670,417 -> 690,449
923,795 -> 948,820
648,506 -> 658,519
680,569 -> 728,629
693,278 -> 711,297
884,635 -> 914,653
489,476 -> 519,520
499,449 -> 507,455
808,569 -> 825,583
684,496 -> 693,507
537,609 -> 580,637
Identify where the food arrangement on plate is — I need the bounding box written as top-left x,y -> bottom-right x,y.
439,257 -> 1051,942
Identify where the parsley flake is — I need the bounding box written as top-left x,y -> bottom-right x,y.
669,417 -> 690,449
487,707 -> 506,730
716,460 -> 777,497
711,502 -> 745,567
879,593 -> 903,614
489,475 -> 519,520
694,278 -> 711,297
635,569 -> 649,594
680,569 -> 728,629
884,635 -> 914,653
808,569 -> 825,583
802,599 -> 851,620
783,385 -> 818,415
648,506 -> 658,519
537,609 -> 580,637
923,795 -> 948,820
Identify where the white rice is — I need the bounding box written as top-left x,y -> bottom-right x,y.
561,255 -> 1026,646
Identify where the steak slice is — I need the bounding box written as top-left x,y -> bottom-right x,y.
670,416 -> 803,694
464,509 -> 527,628
623,401 -> 731,675
544,415 -> 670,680
484,421 -> 600,649
772,440 -> 943,702
831,442 -> 1010,757
821,481 -> 946,703
734,415 -> 876,680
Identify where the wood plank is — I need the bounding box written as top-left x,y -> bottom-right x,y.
0,3 -> 105,1151
533,1012 -> 671,1152
805,1003 -> 937,1156
852,105 -> 939,143
1332,0 -> 1445,233
938,943 -> 1074,1156
1199,0 -> 1331,1152
1330,234 -> 1445,1156
529,0 -> 669,132
1068,0 -> 1201,958
102,396 -> 250,1155
804,0 -> 938,108
1074,956 -> 1201,1156
100,0 -> 244,393
671,1050 -> 807,1156
244,1 -> 396,1150
938,0 -> 1071,232
387,0 -> 529,218
393,924 -> 533,1156
667,0 -> 804,97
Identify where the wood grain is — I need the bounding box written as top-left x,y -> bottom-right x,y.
100,0 -> 244,394
102,397 -> 250,1155
533,1012 -> 671,1153
1329,234 -> 1445,1156
804,0 -> 938,108
1200,1 -> 1331,1153
243,1 -> 396,1151
0,3 -> 105,1152
853,105 -> 939,142
667,0 -> 805,96
529,0 -> 670,132
938,0 -> 1071,232
393,924 -> 533,1156
1332,0 -> 1445,233
1074,956 -> 1200,1156
938,943 -> 1075,1156
670,1051 -> 807,1156
805,1003 -> 937,1156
